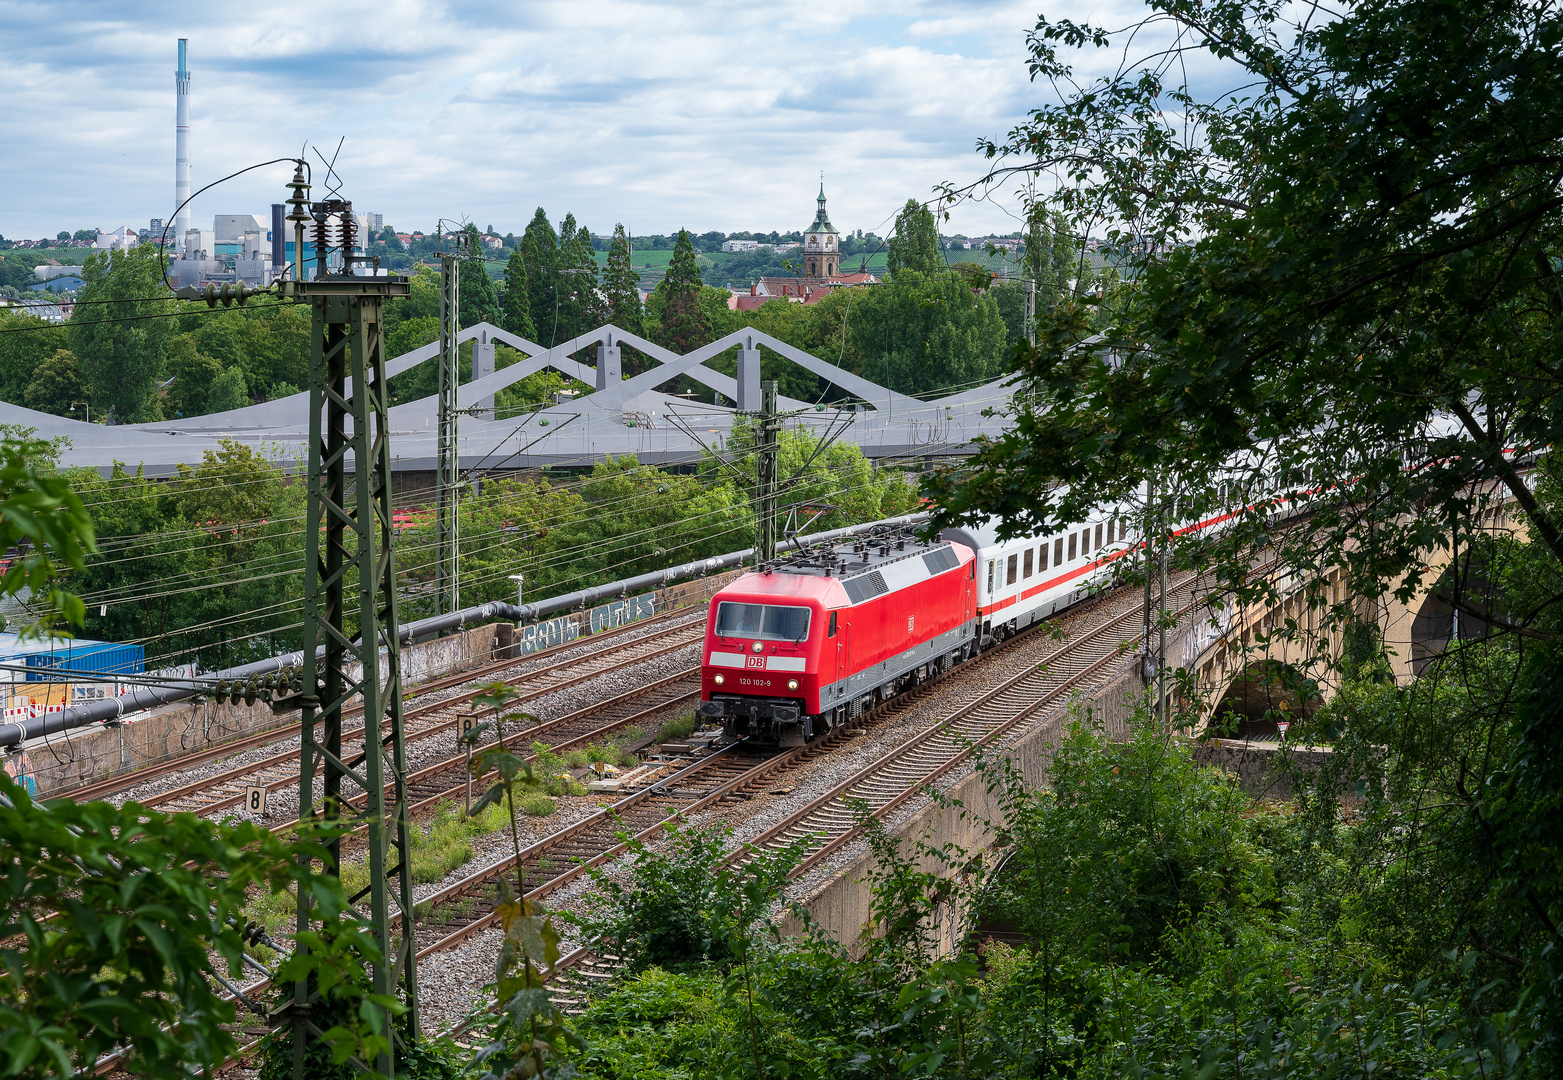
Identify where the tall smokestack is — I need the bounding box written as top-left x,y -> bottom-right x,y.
174,39 -> 192,246
271,204 -> 285,271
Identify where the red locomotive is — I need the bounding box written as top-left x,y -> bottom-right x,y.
696,527 -> 977,745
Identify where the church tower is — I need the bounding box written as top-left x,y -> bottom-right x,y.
802,181 -> 840,278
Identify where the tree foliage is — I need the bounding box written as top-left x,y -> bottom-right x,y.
849,269 -> 1008,396
501,245 -> 537,342
0,780 -> 396,1080
603,224 -> 643,341
927,0 -> 1563,623
69,246 -> 175,422
886,199 -> 942,279
21,351 -> 84,417
651,229 -> 712,355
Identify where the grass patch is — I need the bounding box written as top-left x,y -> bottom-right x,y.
564,748 -> 590,769
518,792 -> 557,816
408,802 -> 484,884
655,714 -> 698,744
530,742 -> 587,796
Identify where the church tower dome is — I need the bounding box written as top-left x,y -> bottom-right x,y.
802,179 -> 840,278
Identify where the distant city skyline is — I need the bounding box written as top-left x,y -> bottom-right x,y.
0,0 -> 1171,242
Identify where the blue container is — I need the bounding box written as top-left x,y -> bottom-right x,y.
0,634 -> 146,683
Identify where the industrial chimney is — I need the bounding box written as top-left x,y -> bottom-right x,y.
174,39 -> 192,247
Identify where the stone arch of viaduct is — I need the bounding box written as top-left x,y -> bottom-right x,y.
1185,497 -> 1525,731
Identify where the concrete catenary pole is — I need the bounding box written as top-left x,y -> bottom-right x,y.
174,39 -> 192,245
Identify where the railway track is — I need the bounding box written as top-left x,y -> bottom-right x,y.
326,668 -> 704,848
60,603 -> 705,804
116,576 -> 1205,1075
539,577 -> 1205,1004
404,737 -> 825,957
735,581 -> 1202,879
129,618 -> 708,817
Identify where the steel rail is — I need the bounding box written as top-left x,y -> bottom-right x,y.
138,626 -> 706,816
54,603 -> 703,803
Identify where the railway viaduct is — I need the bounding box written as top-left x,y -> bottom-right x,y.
1187,495 -> 1526,736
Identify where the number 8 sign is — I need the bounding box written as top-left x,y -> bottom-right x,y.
246,785 -> 267,814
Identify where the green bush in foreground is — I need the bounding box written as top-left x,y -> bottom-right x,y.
528,711 -> 1540,1079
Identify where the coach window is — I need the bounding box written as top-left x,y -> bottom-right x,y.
987,559 -> 995,593
1095,523 -> 1103,549
1068,532 -> 1077,561
827,611 -> 837,637
1023,548 -> 1034,578
1038,542 -> 1048,571
1054,537 -> 1064,565
1006,553 -> 1018,585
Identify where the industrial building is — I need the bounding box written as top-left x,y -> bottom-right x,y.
0,634 -> 145,712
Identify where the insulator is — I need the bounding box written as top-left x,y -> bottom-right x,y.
285,162 -> 311,223
213,679 -> 229,698
338,210 -> 356,255
311,208 -> 331,263
244,678 -> 259,707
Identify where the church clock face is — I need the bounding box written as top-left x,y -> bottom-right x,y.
826,236 -> 834,248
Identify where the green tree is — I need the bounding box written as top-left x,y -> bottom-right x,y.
923,0 -> 1563,1066
0,310 -> 68,405
205,365 -> 249,413
180,305 -> 311,401
69,246 -> 175,422
165,336 -> 222,417
0,784 -> 399,1080
555,456 -> 746,584
382,263 -> 441,346
652,229 -> 711,355
387,314 -> 440,362
0,437 -> 95,633
22,350 -> 85,416
849,269 -> 1007,396
603,224 -> 643,338
886,199 -> 941,278
555,213 -> 604,344
459,223 -> 501,327
500,245 -> 537,341
519,208 -> 563,345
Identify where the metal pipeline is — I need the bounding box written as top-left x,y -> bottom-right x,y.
1,513 -> 927,750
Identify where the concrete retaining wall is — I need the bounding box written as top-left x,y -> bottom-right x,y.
783,651 -> 1153,958
30,569 -> 742,798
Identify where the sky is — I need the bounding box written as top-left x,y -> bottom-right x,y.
0,0 -> 1137,243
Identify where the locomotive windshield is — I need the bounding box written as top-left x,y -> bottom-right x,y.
715,602 -> 811,642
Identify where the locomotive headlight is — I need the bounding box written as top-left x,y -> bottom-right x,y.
787,678 -> 799,690
751,641 -> 764,653
714,674 -> 725,685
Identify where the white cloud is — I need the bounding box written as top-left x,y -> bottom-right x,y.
0,0 -> 1166,240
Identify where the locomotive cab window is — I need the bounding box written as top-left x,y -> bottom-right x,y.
715,602 -> 812,642
827,611 -> 837,637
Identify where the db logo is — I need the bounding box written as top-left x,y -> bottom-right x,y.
745,655 -> 766,669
